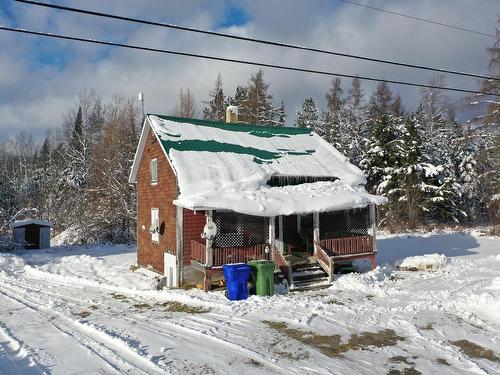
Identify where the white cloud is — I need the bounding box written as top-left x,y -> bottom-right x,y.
0,0 -> 496,135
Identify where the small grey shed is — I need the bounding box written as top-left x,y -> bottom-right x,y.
12,219 -> 51,249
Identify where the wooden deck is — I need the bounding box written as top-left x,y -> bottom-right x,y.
319,235 -> 374,256
313,235 -> 376,282
191,235 -> 376,291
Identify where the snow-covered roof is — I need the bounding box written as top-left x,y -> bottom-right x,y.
12,219 -> 51,228
129,115 -> 386,216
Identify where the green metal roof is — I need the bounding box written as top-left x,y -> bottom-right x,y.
150,114 -> 316,164
150,114 -> 312,137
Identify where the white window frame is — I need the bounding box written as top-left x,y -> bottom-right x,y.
150,158 -> 158,185
151,208 -> 159,243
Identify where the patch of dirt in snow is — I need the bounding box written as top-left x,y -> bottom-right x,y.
263,321 -> 404,357
450,340 -> 500,363
132,301 -> 211,314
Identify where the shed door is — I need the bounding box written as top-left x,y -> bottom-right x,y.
39,227 -> 50,249
25,225 -> 39,249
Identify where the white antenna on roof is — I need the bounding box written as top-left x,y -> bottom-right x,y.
138,92 -> 145,119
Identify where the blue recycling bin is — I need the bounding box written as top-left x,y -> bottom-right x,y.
223,263 -> 251,301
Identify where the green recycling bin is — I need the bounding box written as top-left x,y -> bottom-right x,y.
248,260 -> 275,296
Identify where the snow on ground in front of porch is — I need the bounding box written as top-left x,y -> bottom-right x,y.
1,232 -> 499,374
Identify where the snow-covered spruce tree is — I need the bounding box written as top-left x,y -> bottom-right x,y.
202,73 -> 226,122
362,112 -> 447,227
416,80 -> 467,223
367,82 -> 393,128
344,77 -> 367,165
273,101 -> 286,127
360,113 -> 402,225
58,106 -> 91,230
296,97 -> 320,129
395,114 -> 458,226
322,78 -> 350,153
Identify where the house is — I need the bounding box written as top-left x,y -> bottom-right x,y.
129,108 -> 387,290
12,219 -> 51,249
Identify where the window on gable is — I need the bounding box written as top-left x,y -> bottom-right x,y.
150,158 -> 158,184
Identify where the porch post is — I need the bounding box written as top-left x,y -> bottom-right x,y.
369,204 -> 377,252
328,256 -> 334,283
278,215 -> 284,253
176,206 -> 184,286
206,210 -> 213,267
313,212 -> 320,254
269,217 -> 276,261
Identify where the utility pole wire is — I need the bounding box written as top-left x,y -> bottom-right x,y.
1,26 -> 498,97
340,0 -> 496,38
13,0 -> 500,82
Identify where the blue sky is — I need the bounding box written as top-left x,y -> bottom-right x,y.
0,0 -> 497,138
216,2 -> 251,29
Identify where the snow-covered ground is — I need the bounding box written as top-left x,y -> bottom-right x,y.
0,232 -> 499,374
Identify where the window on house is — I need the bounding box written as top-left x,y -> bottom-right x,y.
150,158 -> 158,184
151,208 -> 159,243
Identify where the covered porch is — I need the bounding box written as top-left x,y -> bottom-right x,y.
190,205 -> 377,291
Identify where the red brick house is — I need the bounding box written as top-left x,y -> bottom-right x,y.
129,111 -> 386,290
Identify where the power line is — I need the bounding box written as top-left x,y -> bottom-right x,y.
340,0 -> 496,38
1,25 -> 498,97
13,0 -> 499,82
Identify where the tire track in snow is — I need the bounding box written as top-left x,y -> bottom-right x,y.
1,271 -> 288,374
0,281 -> 168,375
0,321 -> 48,375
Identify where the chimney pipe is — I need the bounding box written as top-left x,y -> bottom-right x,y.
226,106 -> 238,123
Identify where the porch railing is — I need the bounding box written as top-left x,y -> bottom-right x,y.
191,240 -> 207,264
191,240 -> 269,267
273,245 -> 293,288
313,242 -> 334,282
212,244 -> 268,267
313,235 -> 375,282
319,235 -> 374,256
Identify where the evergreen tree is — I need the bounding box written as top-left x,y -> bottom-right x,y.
275,101 -> 286,127
391,94 -> 406,118
202,73 -> 226,122
367,82 -> 393,122
70,107 -> 83,154
323,78 -> 349,154
225,85 -> 248,121
296,97 -> 320,129
323,78 -> 343,141
345,77 -> 366,165
241,69 -> 275,125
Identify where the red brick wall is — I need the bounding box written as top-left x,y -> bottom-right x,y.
136,128 -> 177,273
183,209 -> 206,265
